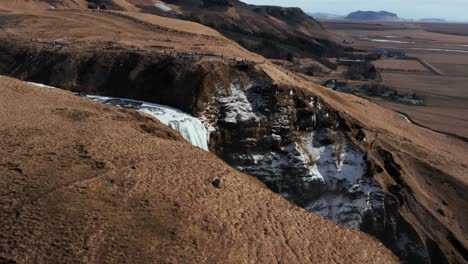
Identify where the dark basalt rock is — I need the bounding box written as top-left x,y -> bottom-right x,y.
212,178 -> 222,188
203,0 -> 234,7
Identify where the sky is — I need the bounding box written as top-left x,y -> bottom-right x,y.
243,0 -> 468,22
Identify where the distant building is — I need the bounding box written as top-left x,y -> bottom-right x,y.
324,80 -> 349,92
398,97 -> 424,105
372,48 -> 407,59
324,79 -> 336,89
337,58 -> 364,65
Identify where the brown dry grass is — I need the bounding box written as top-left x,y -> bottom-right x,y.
372,58 -> 430,72
381,72 -> 468,138
431,63 -> 468,76
413,52 -> 468,64
324,21 -> 468,49
0,8 -> 263,62
0,0 -> 88,10
121,11 -> 222,37
0,76 -> 398,263
411,51 -> 468,77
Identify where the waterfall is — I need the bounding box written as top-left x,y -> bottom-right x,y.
27,81 -> 210,150
87,96 -> 210,151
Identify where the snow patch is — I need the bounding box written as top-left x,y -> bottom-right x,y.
218,81 -> 259,124
27,82 -> 57,89
444,44 -> 468,47
300,132 -> 366,189
408,47 -> 468,53
236,128 -> 384,230
400,113 -> 412,124
383,35 -> 404,39
299,130 -> 384,230
154,2 -> 172,12
309,97 -> 315,107
361,38 -> 415,44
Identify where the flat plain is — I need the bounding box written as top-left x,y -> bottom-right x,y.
323,20 -> 468,139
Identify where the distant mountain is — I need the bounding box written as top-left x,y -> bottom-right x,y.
345,11 -> 399,21
418,18 -> 446,23
308,12 -> 345,20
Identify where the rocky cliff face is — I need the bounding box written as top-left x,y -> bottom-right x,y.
198,75 -> 433,263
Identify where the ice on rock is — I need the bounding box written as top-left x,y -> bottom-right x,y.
400,113 -> 412,124
299,132 -> 362,186
297,130 -> 384,230
218,81 -> 259,124
28,82 -> 57,89
87,96 -> 210,151
154,2 -> 172,12
361,38 -> 415,44
240,127 -> 383,230
309,97 -> 315,107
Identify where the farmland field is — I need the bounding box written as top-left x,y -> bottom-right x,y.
372,58 -> 430,73
380,73 -> 468,138
430,63 -> 468,76
323,20 -> 468,139
409,51 -> 468,77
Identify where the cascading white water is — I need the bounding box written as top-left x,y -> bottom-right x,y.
28,82 -> 57,89
87,96 -> 210,151
138,106 -> 209,150
26,82 -> 210,151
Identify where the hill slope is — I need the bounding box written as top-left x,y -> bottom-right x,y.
133,0 -> 348,59
0,76 -> 398,263
0,0 -> 347,60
